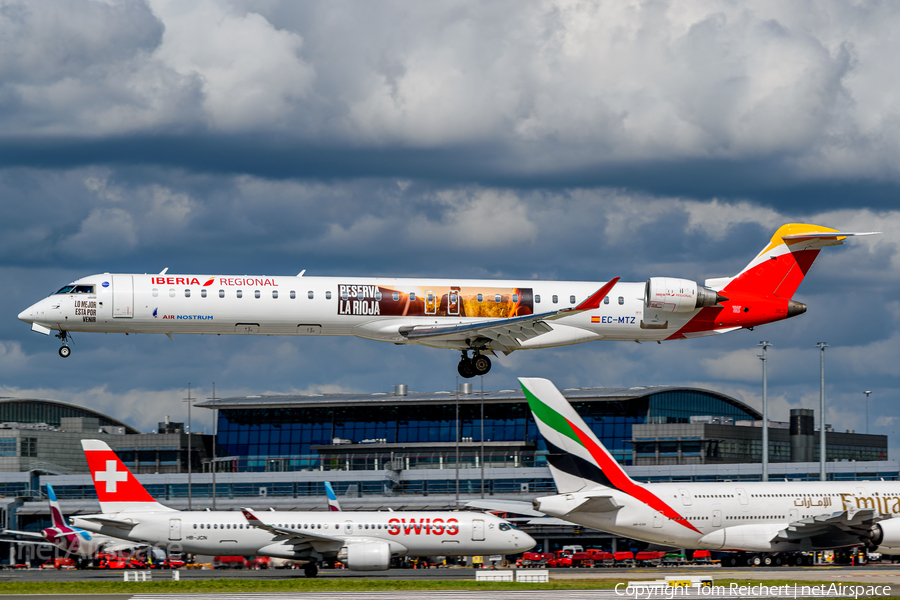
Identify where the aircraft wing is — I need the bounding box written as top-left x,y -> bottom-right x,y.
241,509 -> 343,544
0,529 -> 45,542
775,509 -> 886,544
398,278 -> 620,352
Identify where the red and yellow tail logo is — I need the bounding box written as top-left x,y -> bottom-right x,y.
203,277 -> 216,287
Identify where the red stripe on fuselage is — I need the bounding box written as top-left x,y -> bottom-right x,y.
565,418 -> 701,534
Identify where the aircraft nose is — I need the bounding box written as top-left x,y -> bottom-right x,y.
520,530 -> 537,550
18,307 -> 33,323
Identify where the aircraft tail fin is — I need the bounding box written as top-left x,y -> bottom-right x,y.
325,482 -> 341,511
81,440 -> 174,514
711,224 -> 878,298
46,483 -> 67,529
519,377 -> 636,494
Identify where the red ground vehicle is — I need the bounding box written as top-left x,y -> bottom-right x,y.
519,552 -> 553,568
635,551 -> 665,567
547,550 -> 573,568
247,556 -> 271,569
570,552 -> 595,568
588,550 -> 614,567
214,556 -> 248,569
97,551 -> 146,569
614,551 -> 635,567
692,550 -> 712,564
40,557 -> 75,569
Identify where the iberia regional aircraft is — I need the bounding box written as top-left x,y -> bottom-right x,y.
71,440 -> 534,577
17,224 -> 876,377
518,377 -> 900,566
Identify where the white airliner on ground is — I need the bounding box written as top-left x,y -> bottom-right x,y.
1,483 -> 144,566
18,224 -> 876,377
516,377 -> 900,566
70,440 -> 533,577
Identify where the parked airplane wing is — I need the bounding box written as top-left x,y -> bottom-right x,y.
399,278 -> 620,352
776,509 -> 885,543
241,508 -> 343,544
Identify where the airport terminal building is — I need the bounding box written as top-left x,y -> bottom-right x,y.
0,385 -> 893,555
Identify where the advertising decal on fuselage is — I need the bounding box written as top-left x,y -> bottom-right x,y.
337,284 -> 535,318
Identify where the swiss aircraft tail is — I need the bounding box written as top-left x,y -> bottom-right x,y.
709,223 -> 878,298
325,482 -> 341,512
519,377 -> 636,494
81,440 -> 175,514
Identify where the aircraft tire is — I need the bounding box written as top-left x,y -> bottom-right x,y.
473,355 -> 492,375
303,562 -> 318,578
59,346 -> 71,358
750,555 -> 762,566
458,359 -> 476,379
763,555 -> 773,566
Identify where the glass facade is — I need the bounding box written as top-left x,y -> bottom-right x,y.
216,389 -> 754,469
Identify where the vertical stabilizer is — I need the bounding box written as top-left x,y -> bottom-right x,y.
81,440 -> 174,513
46,483 -> 67,529
325,482 -> 341,511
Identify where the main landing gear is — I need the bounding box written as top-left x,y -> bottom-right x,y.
303,562 -> 318,577
458,351 -> 491,378
56,331 -> 71,358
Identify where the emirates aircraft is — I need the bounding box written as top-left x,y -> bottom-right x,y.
17,224 -> 875,377
71,440 -> 534,577
518,377 -> 900,567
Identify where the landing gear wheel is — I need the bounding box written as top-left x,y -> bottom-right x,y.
59,346 -> 71,358
303,562 -> 318,578
458,359 -> 476,379
750,555 -> 762,566
726,556 -> 738,567
763,556 -> 773,566
774,556 -> 783,566
472,354 -> 492,376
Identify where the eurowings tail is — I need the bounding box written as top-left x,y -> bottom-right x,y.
81,440 -> 175,514
325,482 -> 341,511
46,483 -> 68,529
710,223 -> 879,298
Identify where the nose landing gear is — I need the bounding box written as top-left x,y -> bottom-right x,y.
56,331 -> 71,358
457,351 -> 491,378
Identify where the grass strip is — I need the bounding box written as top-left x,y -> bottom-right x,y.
0,577 -> 870,595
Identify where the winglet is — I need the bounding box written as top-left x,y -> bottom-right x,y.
574,277 -> 620,311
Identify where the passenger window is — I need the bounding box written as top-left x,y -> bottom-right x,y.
569,295 -> 575,304
603,296 -> 609,304
392,292 -> 399,301
552,295 -> 558,304
237,290 -> 243,298
409,292 -> 416,301
185,289 -> 191,298
152,288 -> 158,297
308,291 -> 314,299
290,291 -> 296,299
254,290 -> 260,299
326,291 -> 332,300
477,293 -> 483,302
618,296 -> 624,305
169,289 -> 175,298
341,290 -> 348,301
272,290 -> 278,299
495,294 -> 501,303
219,290 -> 224,298
535,295 -> 541,303
375,291 -> 382,301
201,289 -> 207,298
512,294 -> 518,302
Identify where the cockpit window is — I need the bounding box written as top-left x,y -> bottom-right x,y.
55,284 -> 94,294
499,523 -> 511,531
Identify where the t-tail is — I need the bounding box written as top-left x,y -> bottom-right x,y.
81,440 -> 175,514
710,223 -> 879,301
325,481 -> 341,512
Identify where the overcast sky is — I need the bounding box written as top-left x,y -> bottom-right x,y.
1,1 -> 898,457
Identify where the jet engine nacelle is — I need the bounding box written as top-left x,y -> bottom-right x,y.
338,542 -> 391,571
644,278 -> 722,313
868,518 -> 900,554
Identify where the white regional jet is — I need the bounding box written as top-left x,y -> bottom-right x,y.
17,224 -> 876,377
71,440 -> 534,577
518,377 -> 900,567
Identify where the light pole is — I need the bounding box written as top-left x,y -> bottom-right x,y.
208,382 -> 218,510
758,341 -> 772,482
816,342 -> 829,481
183,383 -> 194,510
865,391 -> 872,434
